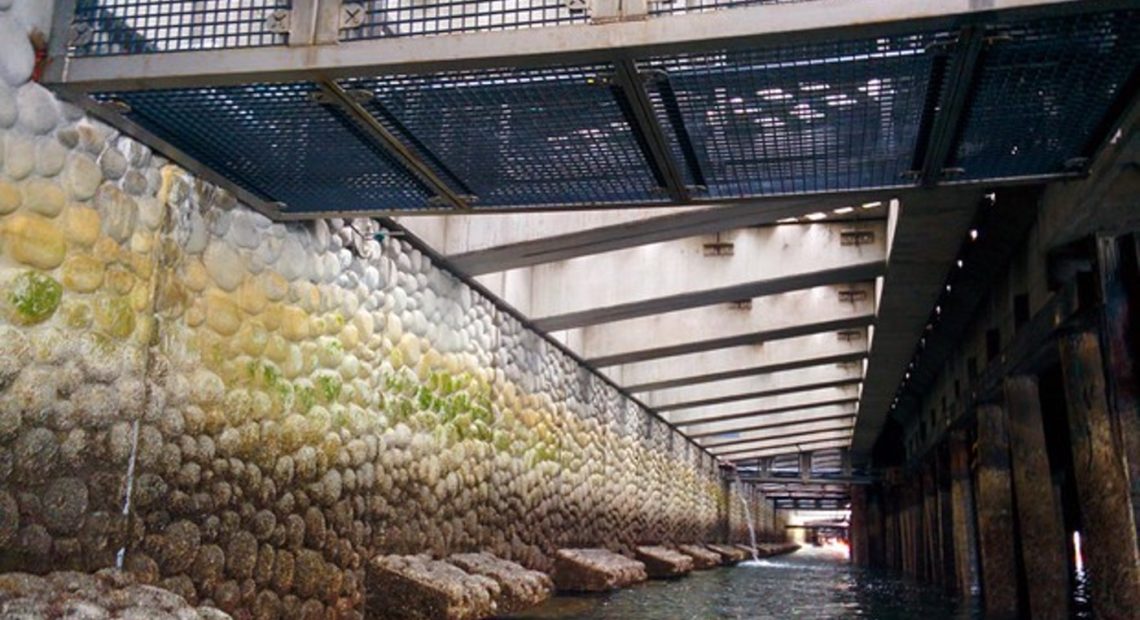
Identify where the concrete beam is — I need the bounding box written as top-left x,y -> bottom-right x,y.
567,283 -> 875,367
666,385 -> 861,426
698,419 -> 857,450
607,331 -> 868,391
684,403 -> 858,439
401,199 -> 891,275
710,430 -> 855,456
643,363 -> 864,412
722,439 -> 852,462
476,221 -> 886,330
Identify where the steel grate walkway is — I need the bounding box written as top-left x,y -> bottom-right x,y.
48,0 -> 1140,215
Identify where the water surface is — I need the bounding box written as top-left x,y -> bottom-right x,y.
508,546 -> 976,619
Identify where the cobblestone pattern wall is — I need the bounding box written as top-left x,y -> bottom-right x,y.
0,3 -> 727,617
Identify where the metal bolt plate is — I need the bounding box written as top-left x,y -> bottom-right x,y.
341,3 -> 366,29
265,8 -> 292,33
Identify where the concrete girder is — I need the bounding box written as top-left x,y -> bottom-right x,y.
400,199 -> 890,275
478,221 -> 886,331
643,363 -> 864,411
665,385 -> 861,426
606,330 -> 868,391
709,429 -> 854,456
850,191 -> 985,461
697,418 -> 857,449
683,403 -> 858,438
723,439 -> 853,461
563,283 -> 876,367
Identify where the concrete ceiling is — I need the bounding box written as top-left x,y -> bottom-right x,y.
397,193 -> 975,467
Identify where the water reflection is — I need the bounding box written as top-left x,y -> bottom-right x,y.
507,547 -> 976,619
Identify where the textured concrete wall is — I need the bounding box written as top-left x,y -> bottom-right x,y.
0,3 -> 730,617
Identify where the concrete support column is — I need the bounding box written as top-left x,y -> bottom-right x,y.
948,431 -> 977,597
1004,376 -> 1069,619
867,488 -> 884,568
974,404 -> 1020,619
923,465 -> 940,584
884,483 -> 900,571
1059,331 -> 1140,618
850,485 -> 869,566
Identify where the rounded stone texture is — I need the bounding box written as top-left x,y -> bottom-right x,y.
13,427 -> 59,483
41,477 -> 89,535
0,15 -> 34,87
0,84 -> 16,128
0,180 -> 21,215
0,490 -> 18,547
203,242 -> 244,292
22,178 -> 66,217
66,153 -> 103,201
16,84 -> 59,135
3,213 -> 66,270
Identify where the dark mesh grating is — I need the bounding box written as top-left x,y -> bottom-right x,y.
101,83 -> 432,212
344,0 -> 586,40
950,10 -> 1140,180
72,0 -> 290,56
345,65 -> 667,207
644,33 -> 950,198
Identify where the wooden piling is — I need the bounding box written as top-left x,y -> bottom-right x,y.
1059,331 -> 1140,619
1004,375 -> 1069,619
850,485 -> 869,566
974,404 -> 1020,619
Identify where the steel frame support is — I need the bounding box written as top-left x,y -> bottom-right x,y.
316,80 -> 470,210
45,0 -> 1103,91
610,58 -> 689,202
916,26 -> 986,186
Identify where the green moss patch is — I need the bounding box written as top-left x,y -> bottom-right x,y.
5,271 -> 63,325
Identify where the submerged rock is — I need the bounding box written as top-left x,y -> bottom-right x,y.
704,544 -> 748,565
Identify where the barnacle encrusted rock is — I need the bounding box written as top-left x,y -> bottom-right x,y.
674,544 -> 722,569
705,544 -> 749,564
446,552 -> 552,614
634,546 -> 694,578
364,554 -> 499,620
0,569 -> 232,618
551,549 -> 647,592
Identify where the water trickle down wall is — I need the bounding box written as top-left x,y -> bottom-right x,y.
0,3 -> 740,616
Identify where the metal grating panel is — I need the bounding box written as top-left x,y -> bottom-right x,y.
344,0 -> 586,40
644,33 -> 950,198
345,64 -> 667,207
72,0 -> 291,56
950,10 -> 1140,180
100,83 -> 432,211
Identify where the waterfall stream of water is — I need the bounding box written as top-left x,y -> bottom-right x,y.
735,474 -> 760,562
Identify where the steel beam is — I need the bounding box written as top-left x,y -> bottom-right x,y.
46,0 -> 1101,91
316,81 -> 470,210
916,26 -> 986,186
610,58 -> 689,202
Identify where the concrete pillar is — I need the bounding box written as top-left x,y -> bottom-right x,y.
867,488 -> 884,568
850,485 -> 869,566
949,431 -> 976,597
884,485 -> 899,571
923,465 -> 940,584
1059,332 -> 1140,619
974,404 -> 1020,619
1003,376 -> 1069,619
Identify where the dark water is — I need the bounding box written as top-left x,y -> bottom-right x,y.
508,547 -> 977,619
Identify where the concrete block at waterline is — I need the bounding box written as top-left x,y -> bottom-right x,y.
705,544 -> 749,564
551,549 -> 647,592
634,546 -> 694,578
758,542 -> 801,558
0,569 -> 231,618
447,552 -> 553,614
673,544 -> 722,569
365,555 -> 499,620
